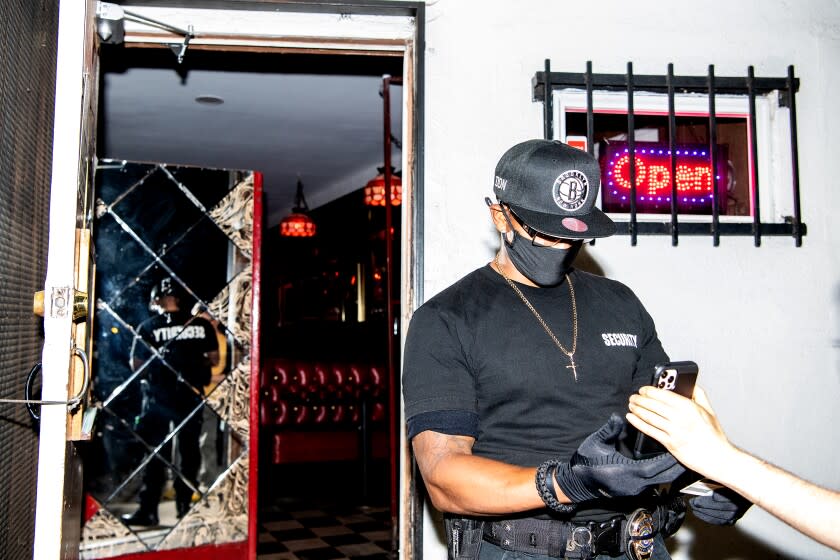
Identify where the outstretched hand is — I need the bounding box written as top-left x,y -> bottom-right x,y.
626,385 -> 734,480
554,414 -> 685,502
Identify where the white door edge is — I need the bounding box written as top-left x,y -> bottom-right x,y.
33,1 -> 90,558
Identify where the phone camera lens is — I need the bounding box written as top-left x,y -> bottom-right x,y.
658,382 -> 665,388
668,375 -> 675,383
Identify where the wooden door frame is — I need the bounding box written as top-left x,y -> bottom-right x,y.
41,2 -> 425,558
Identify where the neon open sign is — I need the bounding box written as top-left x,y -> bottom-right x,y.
601,142 -> 728,214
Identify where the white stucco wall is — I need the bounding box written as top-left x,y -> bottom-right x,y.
416,1 -> 840,558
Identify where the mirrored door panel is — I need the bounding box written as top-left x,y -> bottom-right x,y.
81,161 -> 255,557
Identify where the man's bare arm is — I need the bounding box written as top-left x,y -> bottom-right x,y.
719,447 -> 840,551
628,386 -> 840,552
412,430 -> 570,516
205,349 -> 220,368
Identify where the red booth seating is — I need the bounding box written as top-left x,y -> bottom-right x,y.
260,358 -> 389,464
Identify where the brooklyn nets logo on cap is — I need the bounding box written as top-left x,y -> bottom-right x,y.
552,170 -> 588,212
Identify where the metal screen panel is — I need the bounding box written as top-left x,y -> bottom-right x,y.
533,60 -> 805,246
0,1 -> 59,558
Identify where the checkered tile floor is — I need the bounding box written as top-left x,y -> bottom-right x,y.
258,502 -> 394,560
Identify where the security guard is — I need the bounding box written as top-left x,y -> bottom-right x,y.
402,140 -> 749,559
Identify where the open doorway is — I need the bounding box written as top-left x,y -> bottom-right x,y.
36,2 -> 424,558
86,20 -> 410,560
259,158 -> 402,559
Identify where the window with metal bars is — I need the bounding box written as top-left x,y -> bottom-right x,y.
532,60 -> 805,246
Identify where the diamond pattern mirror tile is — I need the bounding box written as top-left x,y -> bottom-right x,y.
82,161 -> 254,558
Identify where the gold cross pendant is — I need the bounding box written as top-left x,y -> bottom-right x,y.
566,357 -> 578,382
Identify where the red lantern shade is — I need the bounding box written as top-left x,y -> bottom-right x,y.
279,212 -> 316,237
280,178 -> 317,237
364,171 -> 402,206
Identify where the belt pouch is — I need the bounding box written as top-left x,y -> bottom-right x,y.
445,516 -> 483,559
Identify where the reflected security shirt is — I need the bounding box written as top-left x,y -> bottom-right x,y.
133,311 -> 218,397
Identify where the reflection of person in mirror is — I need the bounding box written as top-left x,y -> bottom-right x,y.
121,277 -> 219,527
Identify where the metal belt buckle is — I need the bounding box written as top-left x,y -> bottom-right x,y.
625,509 -> 655,560
566,525 -> 593,555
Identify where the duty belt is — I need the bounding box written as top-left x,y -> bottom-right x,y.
481,509 -> 659,560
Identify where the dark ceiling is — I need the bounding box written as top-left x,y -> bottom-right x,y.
98,45 -> 404,228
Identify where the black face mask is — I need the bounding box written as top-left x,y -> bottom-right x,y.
503,230 -> 581,286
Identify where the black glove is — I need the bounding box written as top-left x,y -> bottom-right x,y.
689,487 -> 752,525
554,414 -> 686,502
658,493 -> 687,538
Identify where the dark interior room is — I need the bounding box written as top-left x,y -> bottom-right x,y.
88,40 -> 404,559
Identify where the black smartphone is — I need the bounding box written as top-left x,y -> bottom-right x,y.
632,361 -> 699,459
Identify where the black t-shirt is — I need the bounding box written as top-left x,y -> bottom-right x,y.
403,265 -> 668,467
132,311 -> 218,403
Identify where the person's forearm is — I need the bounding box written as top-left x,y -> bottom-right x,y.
713,445 -> 840,551
421,452 -> 560,516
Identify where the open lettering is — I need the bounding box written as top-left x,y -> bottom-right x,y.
611,153 -> 714,196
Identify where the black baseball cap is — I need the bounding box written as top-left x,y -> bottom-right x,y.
493,139 -> 615,239
151,277 -> 183,300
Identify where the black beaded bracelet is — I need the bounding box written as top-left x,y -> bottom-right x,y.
536,459 -> 576,513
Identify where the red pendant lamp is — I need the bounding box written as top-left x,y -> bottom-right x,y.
279,178 -> 316,237
363,166 -> 402,206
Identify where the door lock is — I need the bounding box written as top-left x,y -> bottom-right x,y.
33,289 -> 88,321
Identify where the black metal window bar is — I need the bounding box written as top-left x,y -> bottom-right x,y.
533,60 -> 805,247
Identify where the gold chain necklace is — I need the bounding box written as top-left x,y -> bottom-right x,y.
493,254 -> 579,381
